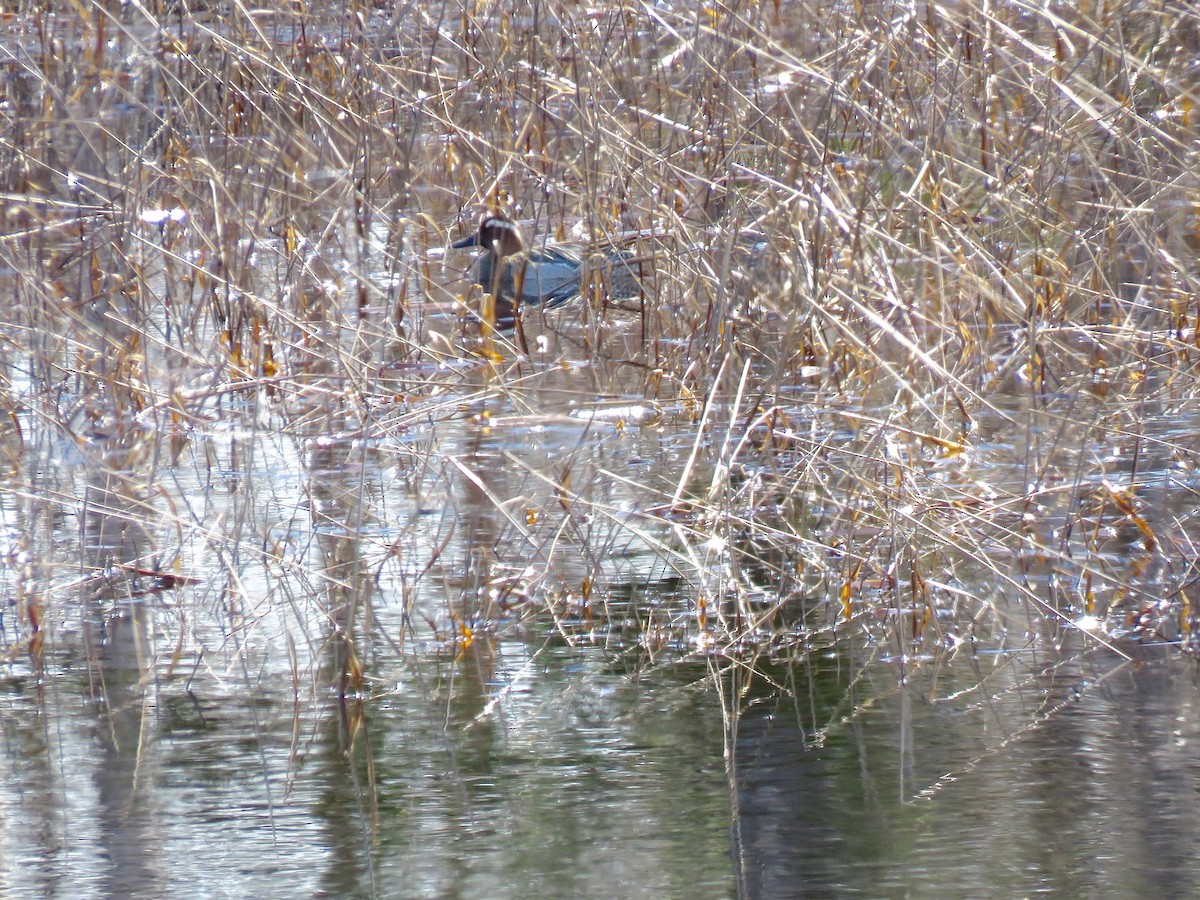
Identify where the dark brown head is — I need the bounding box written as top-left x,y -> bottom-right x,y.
452,215 -> 525,258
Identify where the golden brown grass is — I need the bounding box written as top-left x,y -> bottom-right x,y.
2,0 -> 1199,725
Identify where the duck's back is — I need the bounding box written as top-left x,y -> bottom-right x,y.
471,244 -> 582,307
469,234 -> 641,309
521,245 -> 587,308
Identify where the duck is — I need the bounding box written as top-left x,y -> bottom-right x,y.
452,214 -> 641,314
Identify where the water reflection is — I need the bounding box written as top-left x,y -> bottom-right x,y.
366,653 -> 732,898
728,646 -> 1200,898
308,434 -> 376,694
80,430 -> 165,899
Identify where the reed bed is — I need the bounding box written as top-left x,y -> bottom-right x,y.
2,0 -> 1199,740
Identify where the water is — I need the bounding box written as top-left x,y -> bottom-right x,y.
6,621 -> 1199,897
0,647 -> 734,899
730,647 -> 1200,898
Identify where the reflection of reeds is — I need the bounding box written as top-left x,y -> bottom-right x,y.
1,1 -> 1196,733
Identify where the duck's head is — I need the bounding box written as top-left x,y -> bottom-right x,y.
452,215 -> 525,258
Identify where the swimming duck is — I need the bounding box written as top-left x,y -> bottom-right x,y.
452,215 -> 641,313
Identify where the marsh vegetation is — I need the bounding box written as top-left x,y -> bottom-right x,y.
3,0 -> 1200,895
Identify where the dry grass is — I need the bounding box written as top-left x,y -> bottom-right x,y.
2,0 -> 1200,734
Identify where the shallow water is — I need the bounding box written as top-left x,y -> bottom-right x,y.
730,645 -> 1200,898
6,608 -> 1199,898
